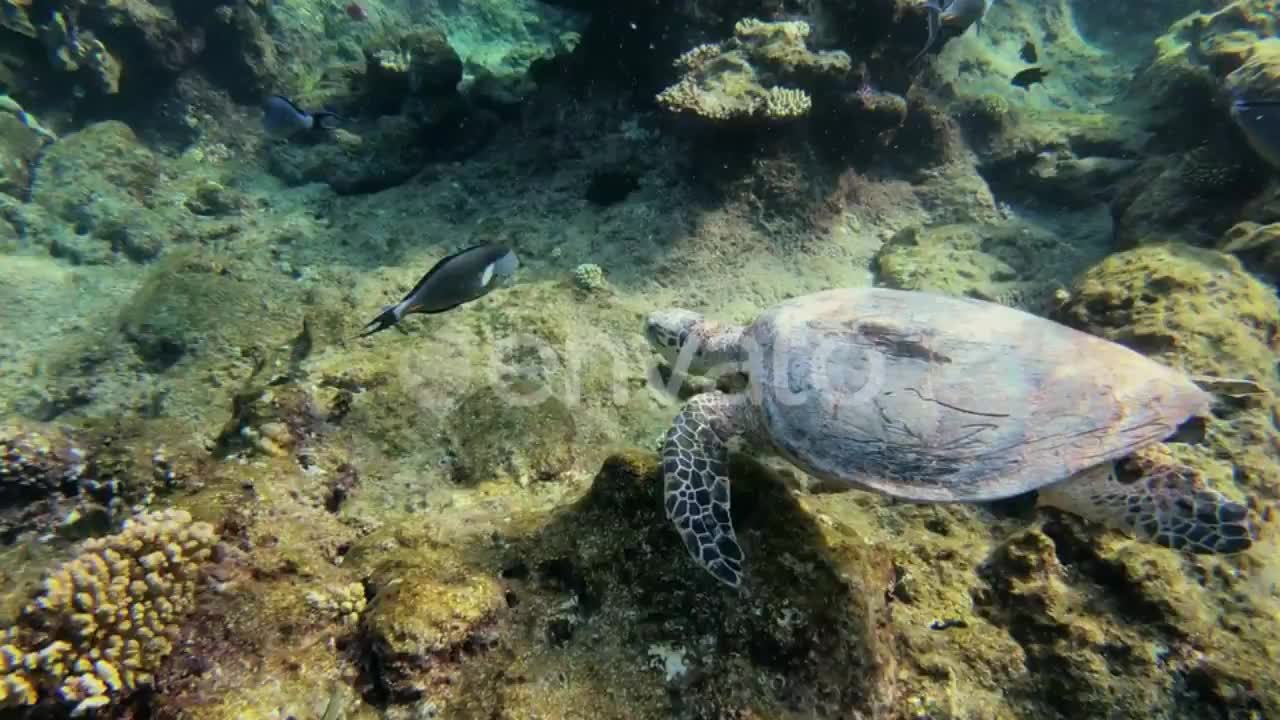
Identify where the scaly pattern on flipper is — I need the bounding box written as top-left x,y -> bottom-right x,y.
662,393 -> 743,587
1039,459 -> 1256,554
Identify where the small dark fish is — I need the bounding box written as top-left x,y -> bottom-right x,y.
357,244 -> 519,339
345,2 -> 368,21
929,618 -> 968,631
262,95 -> 339,140
1230,92 -> 1280,170
1011,67 -> 1048,89
1020,40 -> 1037,63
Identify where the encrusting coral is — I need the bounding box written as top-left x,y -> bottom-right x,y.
304,581 -> 367,627
656,18 -> 847,121
0,509 -> 218,716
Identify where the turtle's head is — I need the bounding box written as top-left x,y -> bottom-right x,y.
644,308 -> 744,375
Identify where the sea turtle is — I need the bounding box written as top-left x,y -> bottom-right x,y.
643,287 -> 1257,587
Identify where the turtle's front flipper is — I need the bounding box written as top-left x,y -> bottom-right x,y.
1038,460 -> 1256,554
662,393 -> 744,587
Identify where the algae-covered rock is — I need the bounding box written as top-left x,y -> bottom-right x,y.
363,27 -> 463,114
445,385 -> 576,486
499,451 -> 898,718
1057,244 -> 1279,380
1218,220 -> 1280,281
200,2 -> 279,101
873,220 -> 1096,309
0,114 -> 47,198
1111,146 -> 1263,249
116,248 -> 307,370
266,116 -> 435,195
30,121 -> 169,263
1146,0 -> 1278,96
972,525 -> 1256,718
1056,244 -> 1280,505
359,546 -> 507,703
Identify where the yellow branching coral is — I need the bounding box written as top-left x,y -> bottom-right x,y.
0,509 -> 217,717
734,17 -> 811,43
763,87 -> 812,118
674,43 -> 722,71
656,17 -> 845,123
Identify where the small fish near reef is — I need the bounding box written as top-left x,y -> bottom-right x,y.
1229,91 -> 1280,170
345,2 -> 368,21
262,95 -> 340,141
1011,67 -> 1048,89
1020,40 -> 1037,63
912,0 -> 989,65
357,244 -> 520,339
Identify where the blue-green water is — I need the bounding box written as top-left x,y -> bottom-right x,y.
0,0 -> 1277,718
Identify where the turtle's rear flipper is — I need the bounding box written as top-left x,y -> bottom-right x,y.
1038,461 -> 1256,554
662,393 -> 744,588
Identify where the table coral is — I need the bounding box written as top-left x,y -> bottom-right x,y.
0,508 -> 218,716
656,18 -> 848,122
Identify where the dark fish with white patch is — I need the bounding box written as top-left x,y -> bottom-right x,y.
1020,40 -> 1037,63
912,0 -> 989,65
1230,91 -> 1280,170
357,244 -> 519,339
1011,67 -> 1048,89
262,95 -> 339,140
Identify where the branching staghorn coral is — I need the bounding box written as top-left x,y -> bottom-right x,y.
0,509 -> 218,716
656,18 -> 848,122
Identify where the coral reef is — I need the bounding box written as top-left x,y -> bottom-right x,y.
1,1 -> 1280,719
1219,220 -> 1280,282
1144,0 -> 1277,103
363,27 -> 464,114
38,9 -> 123,95
570,262 -> 607,293
304,581 -> 366,627
1109,143 -> 1264,248
0,508 -> 217,715
0,419 -> 195,544
656,19 -> 849,122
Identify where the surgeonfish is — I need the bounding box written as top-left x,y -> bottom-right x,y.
262,95 -> 339,140
357,244 -> 520,339
1229,91 -> 1280,171
912,0 -> 989,65
0,92 -> 56,141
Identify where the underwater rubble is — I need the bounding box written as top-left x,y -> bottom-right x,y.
0,0 -> 1277,718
